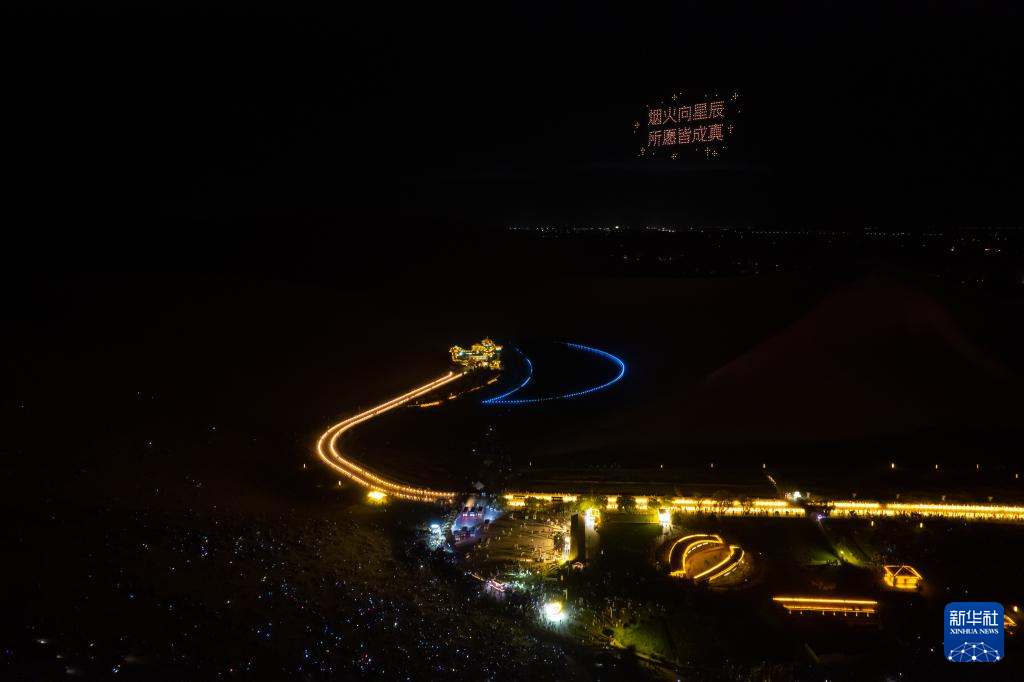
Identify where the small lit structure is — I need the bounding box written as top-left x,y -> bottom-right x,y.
367,490 -> 387,502
773,596 -> 878,617
658,508 -> 671,526
450,338 -> 503,370
883,564 -> 923,590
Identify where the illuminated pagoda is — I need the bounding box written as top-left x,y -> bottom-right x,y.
450,337 -> 503,371
882,564 -> 923,590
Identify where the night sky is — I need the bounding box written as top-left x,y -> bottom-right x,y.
7,2 -> 1023,272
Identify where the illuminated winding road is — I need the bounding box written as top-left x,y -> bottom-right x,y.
317,342 -> 628,502
315,371 -> 464,502
315,352 -> 1024,523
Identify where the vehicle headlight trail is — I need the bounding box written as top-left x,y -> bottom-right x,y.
316,371 -> 463,502
483,342 -> 625,405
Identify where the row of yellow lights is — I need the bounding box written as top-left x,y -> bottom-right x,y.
833,501 -> 1024,520
699,546 -> 744,582
668,534 -> 720,576
834,501 -> 1024,513
684,540 -> 723,572
773,596 -> 878,614
504,495 -> 802,513
664,497 -> 802,514
671,503 -> 804,516
503,493 -> 579,502
667,534 -> 745,582
774,597 -> 878,605
316,370 -> 1024,513
502,494 -> 1024,521
316,372 -> 465,502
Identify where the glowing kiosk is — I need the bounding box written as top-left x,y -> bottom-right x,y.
882,564 -> 923,590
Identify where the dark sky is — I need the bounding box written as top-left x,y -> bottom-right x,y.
7,2 -> 1023,268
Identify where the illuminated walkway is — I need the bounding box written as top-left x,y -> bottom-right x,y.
316,372 -> 463,502
503,493 -> 1024,523
316,341 -> 627,502
665,534 -> 744,582
315,363 -> 1024,521
829,500 -> 1024,522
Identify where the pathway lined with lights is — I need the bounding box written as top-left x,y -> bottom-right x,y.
666,534 -> 743,582
315,361 -> 1024,522
317,341 -> 626,501
315,372 -> 464,502
773,596 -> 878,616
502,493 -> 1024,523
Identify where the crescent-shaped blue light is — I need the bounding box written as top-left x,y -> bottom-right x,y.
483,342 -> 625,405
481,348 -> 533,403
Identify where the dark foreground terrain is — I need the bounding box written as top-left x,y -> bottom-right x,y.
4,269 -> 1023,680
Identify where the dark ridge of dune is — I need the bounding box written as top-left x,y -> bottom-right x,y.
656,275 -> 1021,443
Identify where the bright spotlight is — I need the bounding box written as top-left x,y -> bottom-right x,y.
543,601 -> 564,622
367,490 -> 387,502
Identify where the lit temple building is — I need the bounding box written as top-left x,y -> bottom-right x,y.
882,564 -> 923,590
450,337 -> 503,370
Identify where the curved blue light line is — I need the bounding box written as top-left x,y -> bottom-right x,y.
484,342 -> 626,405
481,348 -> 533,403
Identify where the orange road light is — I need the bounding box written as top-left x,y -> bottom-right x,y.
316,372 -> 463,502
